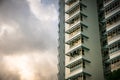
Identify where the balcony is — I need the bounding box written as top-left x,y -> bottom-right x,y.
70,64 -> 82,72
107,51 -> 120,63
65,12 -> 80,24
66,56 -> 82,68
65,0 -> 79,14
103,56 -> 109,61
66,71 -> 91,80
66,67 -> 83,79
111,60 -> 120,71
66,32 -> 81,44
66,20 -> 80,33
107,34 -> 120,45
105,6 -> 120,19
65,21 -> 88,34
66,47 -> 85,56
66,57 -> 90,68
66,11 -> 87,24
66,56 -> 83,68
106,20 -> 120,31
69,28 -> 80,38
66,45 -> 89,56
65,0 -> 74,4
66,10 -> 80,24
109,50 -> 120,60
66,21 -> 80,34
65,33 -> 88,47
104,0 -> 114,7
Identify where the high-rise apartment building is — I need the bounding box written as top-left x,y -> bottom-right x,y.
101,0 -> 120,77
58,0 -> 120,80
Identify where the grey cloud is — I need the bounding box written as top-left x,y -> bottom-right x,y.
0,0 -> 58,54
0,53 -> 58,80
41,0 -> 58,7
0,0 -> 58,80
0,60 -> 20,80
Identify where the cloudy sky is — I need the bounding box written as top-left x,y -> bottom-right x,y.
0,0 -> 58,80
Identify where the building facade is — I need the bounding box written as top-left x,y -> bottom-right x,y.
101,0 -> 120,77
58,0 -> 65,80
58,0 -> 120,80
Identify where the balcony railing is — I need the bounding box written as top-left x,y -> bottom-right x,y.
111,61 -> 120,71
69,28 -> 80,38
107,34 -> 120,45
69,7 -> 80,16
105,6 -> 120,19
70,64 -> 81,72
66,68 -> 83,79
70,52 -> 82,60
69,40 -> 82,49
109,50 -> 120,59
66,56 -> 90,68
104,0 -> 113,7
66,56 -> 83,68
65,14 -> 80,24
66,69 -> 91,80
66,44 -> 89,55
69,19 -> 80,27
65,0 -> 79,14
106,20 -> 120,31
66,10 -> 80,23
66,22 -> 88,35
66,22 -> 80,34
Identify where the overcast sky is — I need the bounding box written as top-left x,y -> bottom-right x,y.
0,0 -> 58,80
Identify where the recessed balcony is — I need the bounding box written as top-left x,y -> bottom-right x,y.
66,45 -> 89,57
111,60 -> 120,71
66,71 -> 91,80
65,0 -> 80,14
66,20 -> 80,32
66,56 -> 90,68
70,64 -> 82,72
66,22 -> 80,34
66,33 -> 88,45
104,0 -> 114,7
65,0 -> 74,4
69,27 -> 79,35
65,22 -> 88,34
107,34 -> 120,45
105,7 -> 120,19
106,20 -> 120,31
66,12 -> 87,24
65,56 -> 91,79
66,32 -> 81,45
66,10 -> 80,24
65,13 -> 80,24
107,50 -> 120,63
109,50 -> 120,60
